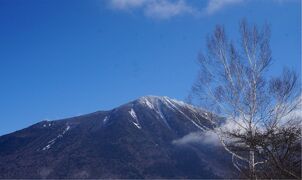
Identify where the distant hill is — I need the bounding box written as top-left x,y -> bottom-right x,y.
0,96 -> 235,179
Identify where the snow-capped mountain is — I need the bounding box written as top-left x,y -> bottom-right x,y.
0,96 -> 234,179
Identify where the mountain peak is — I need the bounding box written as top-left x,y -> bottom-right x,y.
137,95 -> 183,105
136,95 -> 197,112
138,95 -> 178,101
137,95 -> 170,102
0,95 -> 232,179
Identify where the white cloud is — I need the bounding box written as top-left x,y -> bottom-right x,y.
144,0 -> 197,20
108,0 -> 198,19
205,0 -> 244,15
172,131 -> 221,146
107,0 -> 298,19
109,0 -> 147,10
173,98 -> 302,146
108,0 -> 245,19
172,117 -> 248,146
172,132 -> 202,145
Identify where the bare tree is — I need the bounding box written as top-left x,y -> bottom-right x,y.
258,121 -> 301,178
190,20 -> 301,179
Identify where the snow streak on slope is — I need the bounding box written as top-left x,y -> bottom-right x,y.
42,124 -> 71,151
129,108 -> 141,129
103,116 -> 109,124
138,96 -> 211,130
138,96 -> 171,129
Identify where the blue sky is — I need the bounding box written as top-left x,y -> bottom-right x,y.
0,0 -> 300,135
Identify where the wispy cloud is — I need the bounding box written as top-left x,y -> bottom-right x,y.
107,0 -> 198,19
107,0 -> 298,20
172,131 -> 221,146
172,118 -> 247,146
173,95 -> 302,147
109,0 -> 147,10
204,0 -> 244,15
144,0 -> 197,20
172,132 -> 203,145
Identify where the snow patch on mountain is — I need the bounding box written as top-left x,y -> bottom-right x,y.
137,96 -> 211,130
163,97 -> 208,131
42,144 -> 51,151
138,96 -> 171,129
139,97 -> 155,109
103,116 -> 109,124
132,121 -> 141,129
42,124 -> 71,151
129,108 -> 141,129
155,106 -> 171,129
129,108 -> 138,119
138,96 -> 206,116
42,123 -> 52,128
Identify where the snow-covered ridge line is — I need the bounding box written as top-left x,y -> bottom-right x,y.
138,96 -> 197,110
138,95 -> 210,118
137,95 -> 213,130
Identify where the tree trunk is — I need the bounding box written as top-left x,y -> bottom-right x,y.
249,149 -> 255,179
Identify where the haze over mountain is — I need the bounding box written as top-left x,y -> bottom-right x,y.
0,96 -> 235,179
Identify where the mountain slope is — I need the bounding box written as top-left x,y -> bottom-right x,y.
0,96 -> 234,179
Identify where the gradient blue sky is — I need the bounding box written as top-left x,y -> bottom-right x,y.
0,0 -> 300,135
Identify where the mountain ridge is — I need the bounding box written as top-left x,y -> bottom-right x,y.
0,95 -> 234,179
